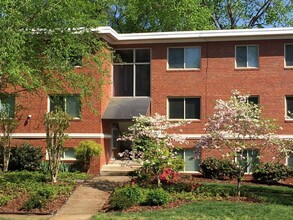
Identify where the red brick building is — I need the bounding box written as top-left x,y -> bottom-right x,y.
2,27 -> 293,173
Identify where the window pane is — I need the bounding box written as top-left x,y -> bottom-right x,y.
286,97 -> 293,118
168,48 -> 184,68
248,96 -> 259,105
114,50 -> 133,63
66,96 -> 80,118
288,154 -> 293,167
185,98 -> 200,119
0,95 -> 15,118
185,149 -> 200,171
113,65 -> 134,96
285,45 -> 293,66
135,64 -> 150,96
243,149 -> 259,173
63,148 -> 76,160
236,46 -> 247,67
247,46 -> 258,67
169,98 -> 184,119
50,96 -> 65,112
136,49 -> 150,63
185,48 -> 200,68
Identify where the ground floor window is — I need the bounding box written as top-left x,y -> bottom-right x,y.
288,154 -> 293,167
178,149 -> 200,172
240,149 -> 259,173
46,148 -> 76,161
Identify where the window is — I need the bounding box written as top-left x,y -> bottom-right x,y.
168,47 -> 200,69
49,95 -> 81,118
0,94 -> 15,118
286,96 -> 293,119
113,49 -> 150,97
178,149 -> 200,172
168,98 -> 200,120
236,45 -> 258,68
285,44 -> 293,67
288,154 -> 293,167
239,149 -> 259,173
248,96 -> 259,105
46,148 -> 76,161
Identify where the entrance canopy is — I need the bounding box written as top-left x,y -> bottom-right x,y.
102,97 -> 151,120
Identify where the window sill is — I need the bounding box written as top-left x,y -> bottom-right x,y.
284,66 -> 293,70
71,117 -> 81,121
234,67 -> 259,71
167,68 -> 201,72
168,119 -> 201,122
285,119 -> 293,122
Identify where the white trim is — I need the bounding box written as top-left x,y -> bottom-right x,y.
4,133 -> 111,139
97,26 -> 293,45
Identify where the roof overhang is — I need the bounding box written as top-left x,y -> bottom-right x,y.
95,26 -> 293,45
102,97 -> 151,120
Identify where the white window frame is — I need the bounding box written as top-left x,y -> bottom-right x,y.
167,97 -> 201,121
235,45 -> 259,69
284,44 -> 293,68
113,48 -> 151,97
178,149 -> 201,173
47,95 -> 81,119
167,46 -> 201,70
235,149 -> 259,174
286,153 -> 293,167
285,96 -> 293,120
46,148 -> 76,161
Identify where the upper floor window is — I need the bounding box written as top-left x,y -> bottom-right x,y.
0,94 -> 15,118
113,49 -> 150,97
235,45 -> 258,68
168,97 -> 200,120
49,95 -> 81,119
168,47 -> 201,69
285,44 -> 293,67
248,96 -> 259,105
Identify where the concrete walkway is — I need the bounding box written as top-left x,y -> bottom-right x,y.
0,176 -> 131,220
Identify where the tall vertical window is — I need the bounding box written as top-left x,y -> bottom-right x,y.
113,49 -> 150,97
285,44 -> 293,67
288,154 -> 293,167
236,45 -> 258,68
0,94 -> 15,118
178,149 -> 200,172
239,149 -> 259,173
49,95 -> 81,119
168,47 -> 201,69
168,97 -> 200,120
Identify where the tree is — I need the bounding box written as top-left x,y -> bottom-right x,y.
0,111 -> 18,172
196,91 -> 279,196
44,109 -> 70,183
202,0 -> 293,29
0,0 -> 111,100
108,0 -> 213,33
121,114 -> 188,186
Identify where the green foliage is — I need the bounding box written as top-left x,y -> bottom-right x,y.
75,140 -> 102,172
8,143 -> 43,171
21,194 -> 46,211
200,157 -> 238,180
110,186 -> 145,210
145,188 -> 170,206
253,162 -> 292,184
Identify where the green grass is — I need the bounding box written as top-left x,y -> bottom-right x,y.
92,182 -> 293,220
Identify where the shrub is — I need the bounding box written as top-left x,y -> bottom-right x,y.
110,186 -> 144,210
253,162 -> 292,184
145,188 -> 170,206
75,140 -> 102,172
8,143 -> 43,171
21,195 -> 46,211
200,157 -> 238,180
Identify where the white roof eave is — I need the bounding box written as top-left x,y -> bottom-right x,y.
95,26 -> 293,45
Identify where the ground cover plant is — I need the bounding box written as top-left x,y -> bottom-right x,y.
0,171 -> 89,213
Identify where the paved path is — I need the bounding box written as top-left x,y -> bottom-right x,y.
0,176 -> 131,220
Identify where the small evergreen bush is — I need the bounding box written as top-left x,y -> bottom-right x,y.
8,143 -> 43,171
145,188 -> 170,206
110,186 -> 144,210
253,162 -> 292,184
200,157 -> 238,180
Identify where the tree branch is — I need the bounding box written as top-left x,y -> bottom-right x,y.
248,0 -> 272,28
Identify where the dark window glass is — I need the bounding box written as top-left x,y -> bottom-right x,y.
50,96 -> 65,112
248,96 -> 259,105
185,98 -> 200,119
169,98 -> 184,119
236,46 -> 247,67
287,97 -> 293,118
113,65 -> 134,96
49,95 -> 80,118
114,50 -> 133,63
168,48 -> 184,68
136,49 -> 150,63
0,94 -> 15,118
135,64 -> 150,96
286,45 -> 293,66
288,154 -> 293,167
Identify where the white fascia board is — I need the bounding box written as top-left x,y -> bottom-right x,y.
6,133 -> 111,139
96,26 -> 293,45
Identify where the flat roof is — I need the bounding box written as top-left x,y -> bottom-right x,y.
95,26 -> 293,45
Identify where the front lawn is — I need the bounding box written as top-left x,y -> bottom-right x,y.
0,171 -> 89,214
92,182 -> 293,220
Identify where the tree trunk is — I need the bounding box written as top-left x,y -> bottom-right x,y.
157,175 -> 161,187
236,172 -> 241,197
2,148 -> 10,172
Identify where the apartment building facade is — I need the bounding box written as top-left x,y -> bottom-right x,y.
2,27 -> 293,173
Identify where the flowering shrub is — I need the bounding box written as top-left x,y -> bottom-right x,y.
159,168 -> 179,184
